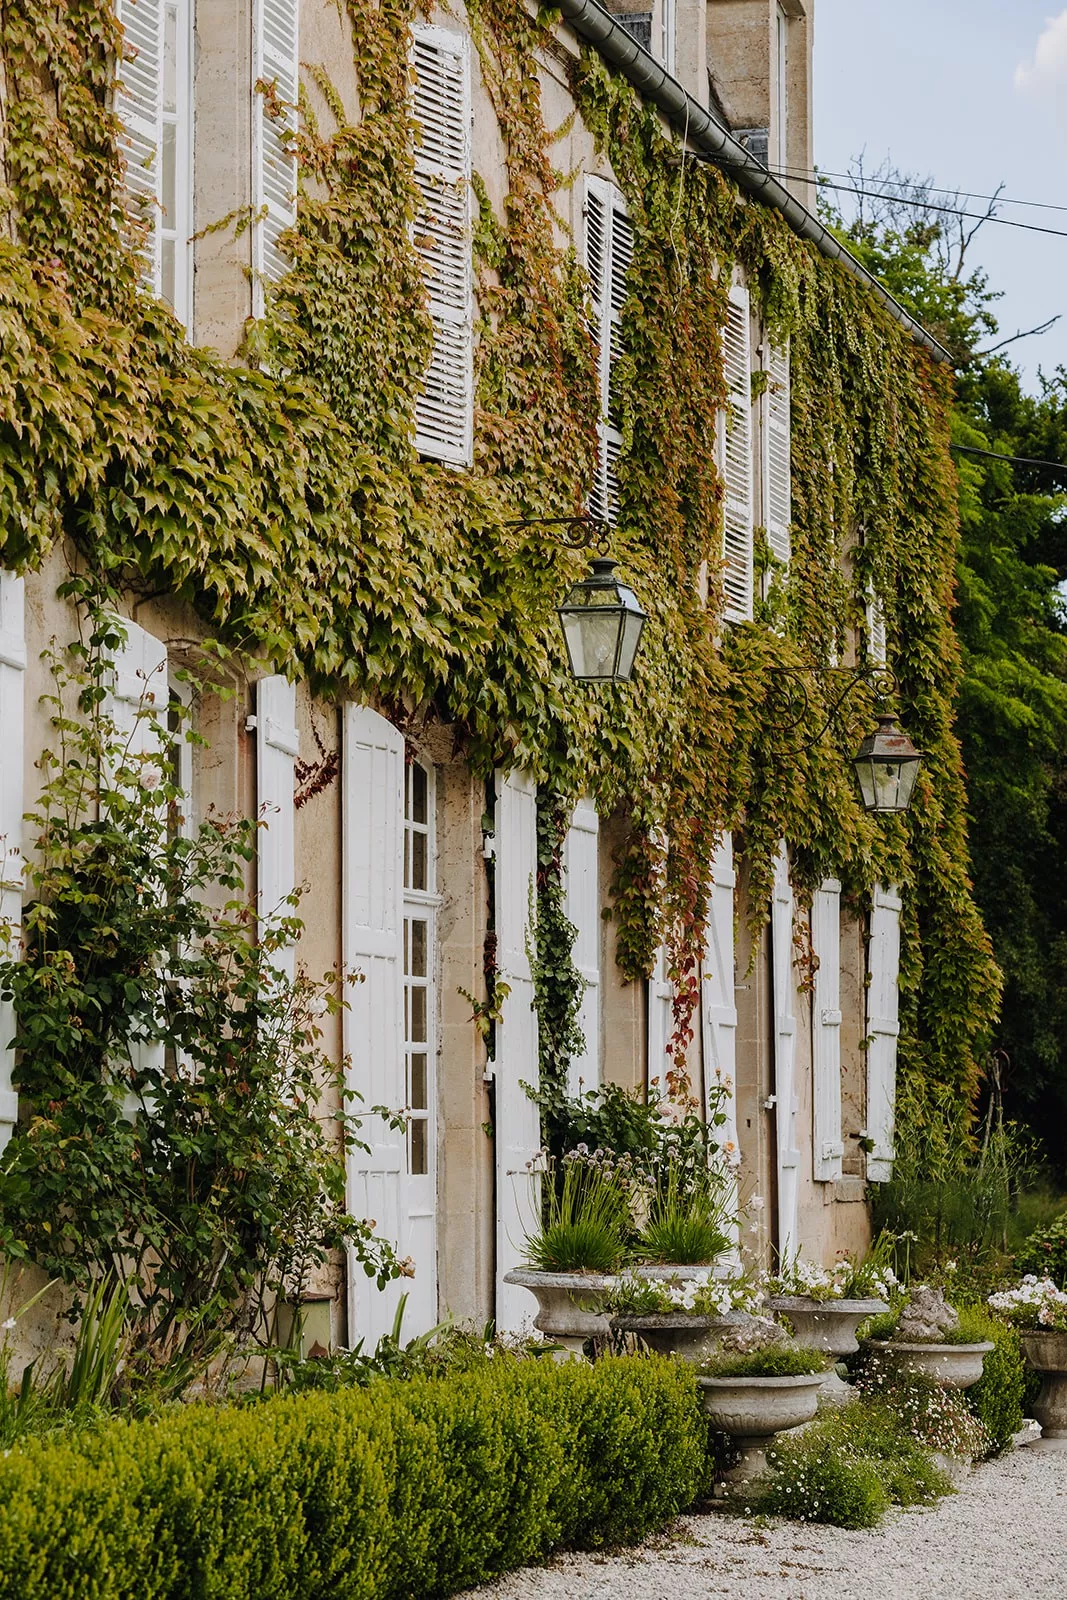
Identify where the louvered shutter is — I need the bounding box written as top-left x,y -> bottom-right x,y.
867,884 -> 901,1182
701,834 -> 738,1245
585,177 -> 632,524
866,587 -> 888,667
0,574 -> 26,1151
343,705 -> 407,1348
721,284 -> 754,622
256,676 -> 298,985
494,770 -> 541,1331
812,876 -> 843,1183
411,26 -> 472,468
115,0 -> 165,293
647,944 -> 674,1089
763,340 -> 790,570
252,0 -> 300,309
771,843 -> 800,1258
563,797 -> 600,1096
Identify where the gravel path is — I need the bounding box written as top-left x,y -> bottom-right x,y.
465,1447 -> 1067,1600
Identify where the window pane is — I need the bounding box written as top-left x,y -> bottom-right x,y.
411,763 -> 428,826
411,831 -> 427,892
161,238 -> 176,309
411,985 -> 426,1043
410,1117 -> 428,1176
410,919 -> 427,978
410,1052 -> 428,1110
162,123 -> 177,217
163,4 -> 177,112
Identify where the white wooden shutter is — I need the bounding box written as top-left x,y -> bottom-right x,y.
494,770 -> 541,1332
343,705 -> 407,1348
0,573 -> 26,1151
256,676 -> 298,985
771,843 -> 800,1258
252,0 -> 300,310
701,834 -> 738,1245
647,944 -> 674,1090
866,586 -> 888,666
585,177 -> 632,524
812,876 -> 843,1183
721,283 -> 754,622
867,884 -> 902,1182
563,797 -> 600,1096
115,0 -> 165,293
411,25 -> 473,468
763,340 -> 790,570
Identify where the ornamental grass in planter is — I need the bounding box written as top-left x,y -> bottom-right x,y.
697,1333 -> 829,1481
863,1287 -> 993,1390
988,1276 -> 1067,1448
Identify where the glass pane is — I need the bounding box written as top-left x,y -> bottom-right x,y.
411,830 -> 427,892
411,762 -> 428,826
162,123 -> 177,218
409,919 -> 427,978
163,4 -> 177,112
403,919 -> 410,974
161,238 -> 176,309
411,985 -> 427,1043
410,1117 -> 428,1176
410,1052 -> 428,1110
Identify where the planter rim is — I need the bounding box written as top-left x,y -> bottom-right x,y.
1018,1327 -> 1067,1340
697,1372 -> 826,1390
864,1338 -> 995,1355
610,1311 -> 743,1332
633,1263 -> 737,1280
503,1268 -> 617,1290
770,1295 -> 888,1314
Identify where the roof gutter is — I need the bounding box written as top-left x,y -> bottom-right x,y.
555,0 -> 953,365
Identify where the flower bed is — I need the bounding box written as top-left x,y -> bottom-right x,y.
0,1355 -> 705,1600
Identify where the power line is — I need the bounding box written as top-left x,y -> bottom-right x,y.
782,175 -> 1067,241
772,165 -> 1067,219
950,442 -> 1067,474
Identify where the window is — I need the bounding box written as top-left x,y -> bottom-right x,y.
660,0 -> 676,72
411,26 -> 473,467
252,0 -> 300,313
775,4 -> 789,175
403,755 -> 436,1179
762,339 -> 791,582
115,0 -> 193,328
585,177 -> 633,524
720,283 -> 754,622
866,587 -> 888,666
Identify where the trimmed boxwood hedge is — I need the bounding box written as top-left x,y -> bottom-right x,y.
0,1354 -> 705,1600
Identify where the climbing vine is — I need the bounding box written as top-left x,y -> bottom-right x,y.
0,0 -> 998,1127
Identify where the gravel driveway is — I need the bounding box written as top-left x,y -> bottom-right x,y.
465,1447 -> 1067,1600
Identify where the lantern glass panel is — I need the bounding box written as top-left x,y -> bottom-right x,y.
616,607 -> 646,680
560,606 -> 624,679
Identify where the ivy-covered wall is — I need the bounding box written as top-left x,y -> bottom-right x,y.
0,0 -> 999,1126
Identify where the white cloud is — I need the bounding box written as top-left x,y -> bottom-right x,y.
1015,10 -> 1067,96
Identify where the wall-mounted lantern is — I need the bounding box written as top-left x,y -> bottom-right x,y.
851,713 -> 923,814
557,557 -> 648,682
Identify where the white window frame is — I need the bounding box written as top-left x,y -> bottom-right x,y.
720,281 -> 754,623
775,4 -> 789,175
160,0 -> 194,331
403,752 -> 439,1196
410,24 -> 474,468
866,585 -> 888,666
660,0 -> 676,75
585,175 -> 633,525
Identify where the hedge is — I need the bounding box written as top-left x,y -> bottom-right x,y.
0,1354 -> 705,1600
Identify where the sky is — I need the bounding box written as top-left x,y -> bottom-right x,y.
813,0 -> 1067,392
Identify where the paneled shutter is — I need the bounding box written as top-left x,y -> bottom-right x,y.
771,843 -> 801,1258
701,834 -> 738,1244
721,283 -> 754,622
105,618 -> 169,1106
763,340 -> 791,569
115,0 -> 165,293
812,876 -> 843,1183
252,0 -> 300,309
585,177 -> 632,524
0,573 -> 26,1151
647,944 -> 674,1091
256,676 -> 298,985
494,770 -> 541,1332
867,884 -> 902,1182
343,705 -> 407,1348
866,587 -> 888,667
411,25 -> 473,468
563,797 -> 600,1096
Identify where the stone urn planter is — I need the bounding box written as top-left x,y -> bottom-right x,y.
1019,1330 -> 1067,1450
610,1311 -> 745,1363
864,1339 -> 994,1389
502,1269 -> 616,1355
769,1296 -> 888,1405
633,1263 -> 738,1284
697,1373 -> 825,1481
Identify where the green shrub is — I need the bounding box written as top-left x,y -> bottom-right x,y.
756,1400 -> 953,1528
701,1346 -> 828,1378
963,1311 -> 1027,1454
0,1353 -> 704,1600
1015,1211 -> 1067,1289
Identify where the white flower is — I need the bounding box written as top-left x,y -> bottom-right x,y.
0,1317 -> 14,1332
